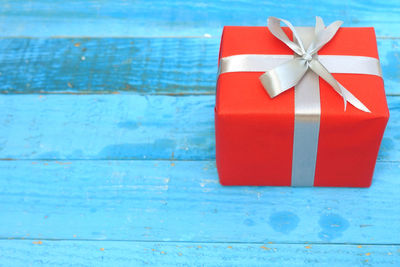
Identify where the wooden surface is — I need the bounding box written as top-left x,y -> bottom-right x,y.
0,0 -> 400,37
1,160 -> 400,244
0,1 -> 399,266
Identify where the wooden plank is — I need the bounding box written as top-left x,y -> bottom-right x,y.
0,1 -> 399,37
0,38 -> 218,95
0,160 -> 399,244
0,38 -> 399,95
0,94 -> 214,160
0,94 -> 398,161
0,240 -> 398,266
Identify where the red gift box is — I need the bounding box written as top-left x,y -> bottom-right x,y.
215,22 -> 389,187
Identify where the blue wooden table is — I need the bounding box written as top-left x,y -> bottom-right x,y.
0,1 -> 399,266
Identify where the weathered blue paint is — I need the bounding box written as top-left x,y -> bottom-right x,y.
318,214 -> 350,241
0,94 -> 215,160
0,38 -> 217,94
0,94 -> 398,161
0,240 -> 398,266
0,38 -> 398,95
0,160 -> 399,245
269,211 -> 300,234
0,1 -> 399,37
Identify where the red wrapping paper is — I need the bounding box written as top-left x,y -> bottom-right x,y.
215,26 -> 389,187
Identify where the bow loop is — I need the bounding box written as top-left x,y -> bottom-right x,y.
314,16 -> 325,35
259,58 -> 308,98
306,19 -> 343,55
267,17 -> 305,56
262,16 -> 369,112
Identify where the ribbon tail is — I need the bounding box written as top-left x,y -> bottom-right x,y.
337,82 -> 371,113
309,59 -> 370,113
259,58 -> 308,98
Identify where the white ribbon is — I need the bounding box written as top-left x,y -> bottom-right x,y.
260,17 -> 370,113
219,54 -> 382,77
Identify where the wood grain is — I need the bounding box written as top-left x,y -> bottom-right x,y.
0,160 -> 399,244
0,38 -> 399,95
0,1 -> 399,37
0,240 -> 398,266
0,94 -> 398,161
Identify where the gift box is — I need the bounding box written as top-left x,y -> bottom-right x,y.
215,17 -> 389,187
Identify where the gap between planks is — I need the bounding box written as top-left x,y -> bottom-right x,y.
0,92 -> 217,96
0,92 -> 399,96
2,237 -> 400,246
0,159 -> 399,163
0,36 -> 398,39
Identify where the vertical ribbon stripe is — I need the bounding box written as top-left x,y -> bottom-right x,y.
290,27 -> 320,186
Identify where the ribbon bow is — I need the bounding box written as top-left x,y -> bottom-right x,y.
259,17 -> 370,112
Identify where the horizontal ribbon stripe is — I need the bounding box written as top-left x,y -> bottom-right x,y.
219,54 -> 382,78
